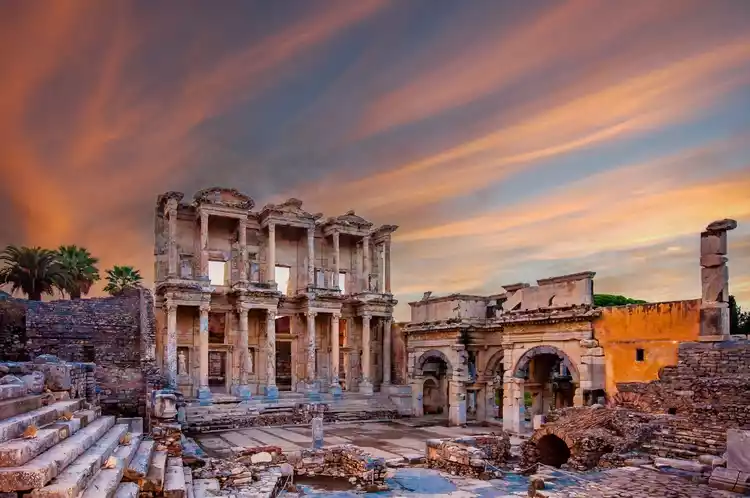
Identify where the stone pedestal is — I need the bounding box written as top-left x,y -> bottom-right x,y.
358,380 -> 373,396
265,384 -> 279,401
305,382 -> 321,401
197,386 -> 212,406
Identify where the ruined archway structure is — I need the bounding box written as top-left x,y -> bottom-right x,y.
408,345 -> 468,425
403,272 -> 607,428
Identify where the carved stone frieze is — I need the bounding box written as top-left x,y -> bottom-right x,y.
193,187 -> 254,210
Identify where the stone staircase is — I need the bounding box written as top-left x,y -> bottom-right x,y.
185,391 -> 402,433
0,385 -> 190,497
642,423 -> 727,460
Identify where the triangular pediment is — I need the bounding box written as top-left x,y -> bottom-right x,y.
260,198 -> 322,223
193,187 -> 254,210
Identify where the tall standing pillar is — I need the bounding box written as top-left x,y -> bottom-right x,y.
197,303 -> 212,404
305,311 -> 320,399
167,202 -> 178,276
381,317 -> 392,388
234,307 -> 251,400
238,219 -> 248,282
362,235 -> 370,291
165,299 -> 178,388
359,313 -> 373,395
330,313 -> 342,398
307,227 -> 315,288
379,244 -> 386,293
265,309 -> 279,400
200,212 -> 209,280
332,231 -> 340,290
700,219 -> 737,339
267,223 -> 276,285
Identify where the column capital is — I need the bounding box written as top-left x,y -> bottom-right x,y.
164,299 -> 177,312
331,312 -> 342,320
236,306 -> 249,316
268,221 -> 275,232
361,312 -> 372,320
306,310 -> 317,318
199,302 -> 211,313
267,309 -> 277,320
200,211 -> 209,225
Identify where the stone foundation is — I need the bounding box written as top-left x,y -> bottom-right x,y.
425,433 -> 510,477
289,444 -> 388,490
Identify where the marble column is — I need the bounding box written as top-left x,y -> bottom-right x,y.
165,300 -> 177,388
332,231 -> 340,290
359,313 -> 373,395
503,377 -> 524,433
197,303 -> 211,403
200,212 -> 209,279
379,244 -> 386,293
305,311 -> 320,399
267,222 -> 276,285
411,376 -> 424,417
234,307 -> 251,400
167,203 -> 178,276
238,219 -> 248,282
330,313 -> 342,398
385,239 -> 392,293
307,227 -> 315,287
448,380 -> 467,426
381,317 -> 392,388
265,309 -> 279,400
362,236 -> 370,291
699,219 -> 737,339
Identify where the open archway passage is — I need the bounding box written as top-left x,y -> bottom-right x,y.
536,435 -> 571,468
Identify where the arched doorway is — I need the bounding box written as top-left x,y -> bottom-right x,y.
484,350 -> 505,419
415,350 -> 453,419
513,346 -> 579,423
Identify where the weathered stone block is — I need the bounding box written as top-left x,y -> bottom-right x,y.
701,231 -> 727,255
701,266 -> 728,302
727,429 -> 750,472
700,305 -> 730,337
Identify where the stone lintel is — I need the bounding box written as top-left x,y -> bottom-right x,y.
536,271 -> 596,286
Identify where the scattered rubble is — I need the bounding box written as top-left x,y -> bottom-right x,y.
425,433 -> 511,478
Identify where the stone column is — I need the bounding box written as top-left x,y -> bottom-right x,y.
379,244 -> 386,293
265,309 -> 279,400
233,307 -> 251,400
381,317 -> 392,388
330,313 -> 342,398
700,219 -> 737,339
385,239 -> 392,293
167,203 -> 178,276
359,313 -> 373,395
165,299 -> 178,388
197,303 -> 211,403
267,223 -> 276,285
200,212 -> 209,279
307,227 -> 315,288
304,311 -> 320,399
362,236 -> 370,291
332,231 -> 340,290
448,380 -> 467,426
411,376 -> 424,417
503,377 -> 524,433
238,219 -> 248,282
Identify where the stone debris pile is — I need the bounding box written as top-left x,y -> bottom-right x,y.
521,406 -> 661,471
191,453 -> 283,496
425,433 -> 511,478
288,444 -> 388,491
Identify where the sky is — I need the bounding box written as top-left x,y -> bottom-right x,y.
0,0 -> 749,321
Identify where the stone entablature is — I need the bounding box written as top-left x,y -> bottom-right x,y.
154,188 -> 399,402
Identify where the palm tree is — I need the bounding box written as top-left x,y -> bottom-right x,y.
103,265 -> 143,296
56,245 -> 100,299
0,245 -> 70,301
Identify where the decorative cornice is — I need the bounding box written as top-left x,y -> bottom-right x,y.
259,198 -> 321,228
193,187 -> 254,210
156,191 -> 185,211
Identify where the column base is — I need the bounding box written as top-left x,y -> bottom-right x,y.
197,386 -> 212,406
265,385 -> 279,401
305,382 -> 321,401
358,381 -> 373,396
231,384 -> 252,401
329,382 -> 343,400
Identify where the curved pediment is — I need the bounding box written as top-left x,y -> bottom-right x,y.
260,198 -> 322,225
326,210 -> 373,229
193,187 -> 254,210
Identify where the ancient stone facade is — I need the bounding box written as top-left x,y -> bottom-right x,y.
404,271 -> 605,429
153,188 -> 398,402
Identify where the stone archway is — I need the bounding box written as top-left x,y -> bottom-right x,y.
414,349 -> 454,378
513,345 -> 579,383
411,349 -> 457,422
482,350 -> 505,420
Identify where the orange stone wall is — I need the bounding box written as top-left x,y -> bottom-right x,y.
593,299 -> 701,395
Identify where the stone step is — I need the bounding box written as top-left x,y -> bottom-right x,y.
184,466 -> 194,498
0,384 -> 27,401
0,408 -> 100,467
0,395 -> 44,420
79,433 -> 143,498
23,419 -> 125,496
193,478 -> 220,498
0,400 -> 82,444
123,439 -> 154,481
114,481 -> 139,498
141,449 -> 168,493
164,457 -> 186,498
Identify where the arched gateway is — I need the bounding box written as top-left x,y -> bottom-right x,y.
411,349 -> 457,421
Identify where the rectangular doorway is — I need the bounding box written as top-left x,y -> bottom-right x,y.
208,350 -> 227,393
276,341 -> 292,391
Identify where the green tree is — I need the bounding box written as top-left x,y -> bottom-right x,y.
593,294 -> 647,307
56,245 -> 100,299
729,295 -> 750,336
103,265 -> 143,296
0,245 -> 70,301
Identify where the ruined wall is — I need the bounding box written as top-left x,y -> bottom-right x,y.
410,295 -> 488,323
594,300 -> 700,394
0,298 -> 29,361
25,291 -> 157,417
392,322 -> 408,385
